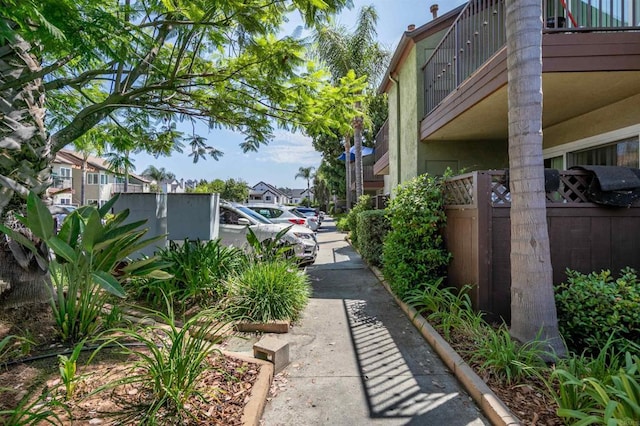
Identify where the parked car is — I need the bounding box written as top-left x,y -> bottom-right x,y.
244,203 -> 318,231
48,205 -> 77,231
291,207 -> 322,229
219,202 -> 317,265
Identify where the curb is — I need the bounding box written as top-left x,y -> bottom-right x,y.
222,351 -> 274,426
369,266 -> 521,426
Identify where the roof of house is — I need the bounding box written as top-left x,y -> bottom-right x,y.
56,149 -> 151,183
252,181 -> 288,197
377,4 -> 465,95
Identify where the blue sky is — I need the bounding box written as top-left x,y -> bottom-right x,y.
133,0 -> 466,189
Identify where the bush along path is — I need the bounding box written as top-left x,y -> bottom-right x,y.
347,173 -> 640,426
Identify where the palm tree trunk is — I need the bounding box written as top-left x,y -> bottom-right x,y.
0,36 -> 53,305
353,112 -> 364,202
505,0 -> 564,356
343,134 -> 351,212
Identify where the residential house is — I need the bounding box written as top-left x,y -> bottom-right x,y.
375,1 -> 640,320
249,182 -> 291,204
56,149 -> 151,206
49,155 -> 75,205
285,188 -> 314,204
160,178 -> 188,194
376,0 -> 640,190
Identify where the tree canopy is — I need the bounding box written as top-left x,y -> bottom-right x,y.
188,177 -> 249,202
1,0 -> 361,160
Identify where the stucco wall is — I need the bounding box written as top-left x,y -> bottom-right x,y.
544,92 -> 640,150
422,139 -> 509,175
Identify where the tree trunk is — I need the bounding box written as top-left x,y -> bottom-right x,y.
353,114 -> 364,202
343,134 -> 351,212
0,36 -> 53,305
505,0 -> 565,357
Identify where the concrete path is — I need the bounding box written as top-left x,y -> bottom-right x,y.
260,218 -> 489,426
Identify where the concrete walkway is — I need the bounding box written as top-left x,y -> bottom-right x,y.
260,218 -> 489,426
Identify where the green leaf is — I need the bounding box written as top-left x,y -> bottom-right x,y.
82,209 -> 103,251
98,194 -> 119,217
47,236 -> 77,263
26,192 -> 54,240
92,271 -> 125,298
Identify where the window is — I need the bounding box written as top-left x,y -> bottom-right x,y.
59,167 -> 71,178
100,174 -> 109,185
87,199 -> 98,205
87,173 -> 99,185
544,156 -> 563,169
567,138 -> 639,168
59,198 -> 71,205
265,195 -> 272,201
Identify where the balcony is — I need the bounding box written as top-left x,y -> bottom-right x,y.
373,119 -> 389,176
51,176 -> 72,190
421,0 -> 640,142
111,183 -> 144,193
351,163 -> 384,192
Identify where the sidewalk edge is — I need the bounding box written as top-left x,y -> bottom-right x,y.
222,350 -> 274,426
369,266 -> 522,426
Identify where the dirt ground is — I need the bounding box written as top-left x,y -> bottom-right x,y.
0,304 -> 259,425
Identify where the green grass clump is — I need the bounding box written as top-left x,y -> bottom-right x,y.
224,260 -> 311,323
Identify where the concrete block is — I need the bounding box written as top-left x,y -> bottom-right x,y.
253,336 -> 290,373
235,320 -> 290,333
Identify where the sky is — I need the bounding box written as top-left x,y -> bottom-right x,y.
132,0 -> 467,189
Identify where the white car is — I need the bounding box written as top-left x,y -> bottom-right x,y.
244,203 -> 319,231
218,202 -> 317,265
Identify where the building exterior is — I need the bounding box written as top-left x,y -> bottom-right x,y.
376,0 -> 640,192
54,149 -> 151,206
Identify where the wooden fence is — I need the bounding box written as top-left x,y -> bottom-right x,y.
444,170 -> 640,322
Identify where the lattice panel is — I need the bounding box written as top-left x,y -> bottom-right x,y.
444,176 -> 474,205
445,171 -> 595,207
546,173 -> 591,203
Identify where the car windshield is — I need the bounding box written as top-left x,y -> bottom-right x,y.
236,206 -> 272,224
289,209 -> 306,218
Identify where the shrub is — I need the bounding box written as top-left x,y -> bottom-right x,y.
552,351 -> 640,425
466,326 -> 548,385
224,260 -> 311,323
555,268 -> 640,354
355,210 -> 390,266
382,174 -> 451,299
0,193 -> 170,343
335,216 -> 349,232
346,195 -> 372,247
132,239 -> 247,308
95,302 -> 230,423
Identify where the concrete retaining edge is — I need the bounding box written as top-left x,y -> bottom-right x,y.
222,351 -> 274,426
369,266 -> 521,426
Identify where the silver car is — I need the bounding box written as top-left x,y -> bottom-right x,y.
218,202 -> 317,264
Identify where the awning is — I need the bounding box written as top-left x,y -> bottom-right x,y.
337,146 -> 374,163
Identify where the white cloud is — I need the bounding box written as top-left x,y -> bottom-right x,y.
256,130 -> 321,165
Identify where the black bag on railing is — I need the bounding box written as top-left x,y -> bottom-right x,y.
569,166 -> 640,207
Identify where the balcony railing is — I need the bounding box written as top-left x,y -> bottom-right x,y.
111,183 -> 144,193
374,119 -> 389,163
51,176 -> 72,189
423,0 -> 640,116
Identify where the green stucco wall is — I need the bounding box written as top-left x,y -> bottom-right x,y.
422,139 -> 509,175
